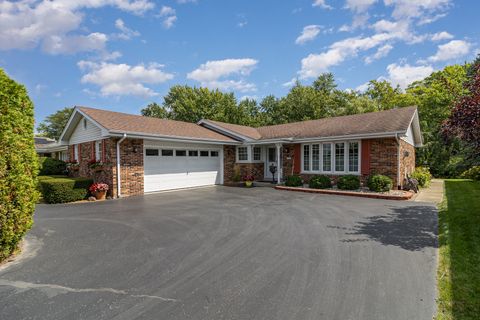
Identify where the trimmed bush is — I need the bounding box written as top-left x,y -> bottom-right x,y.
40,177 -> 93,204
411,167 -> 432,188
38,157 -> 66,175
0,69 -> 39,262
337,175 -> 360,190
461,166 -> 480,181
309,175 -> 332,189
285,175 -> 303,187
367,174 -> 393,192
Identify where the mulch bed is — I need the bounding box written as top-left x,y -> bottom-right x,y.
275,185 -> 414,200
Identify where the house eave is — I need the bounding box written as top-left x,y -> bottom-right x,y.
107,131 -> 241,145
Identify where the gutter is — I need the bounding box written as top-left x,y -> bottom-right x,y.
395,133 -> 401,190
116,133 -> 127,198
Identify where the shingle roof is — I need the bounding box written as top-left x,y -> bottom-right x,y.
204,107 -> 417,140
205,120 -> 262,140
77,107 -> 236,142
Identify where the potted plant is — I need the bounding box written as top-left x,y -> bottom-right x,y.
89,183 -> 109,200
243,174 -> 255,187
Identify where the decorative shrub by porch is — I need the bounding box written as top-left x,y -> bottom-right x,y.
337,175 -> 360,190
285,175 -> 303,187
0,69 -> 39,262
411,167 -> 432,188
38,157 -> 66,175
309,175 -> 332,189
367,174 -> 393,192
461,166 -> 480,181
40,177 -> 93,204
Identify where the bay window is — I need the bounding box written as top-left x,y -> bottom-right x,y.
335,143 -> 345,172
323,143 -> 332,172
303,145 -> 310,171
302,141 -> 360,174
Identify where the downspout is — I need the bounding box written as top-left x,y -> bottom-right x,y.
116,133 -> 127,198
395,133 -> 401,190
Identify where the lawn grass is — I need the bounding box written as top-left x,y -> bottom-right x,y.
436,179 -> 480,319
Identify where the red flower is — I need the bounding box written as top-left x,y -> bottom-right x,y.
243,174 -> 255,182
89,183 -> 109,193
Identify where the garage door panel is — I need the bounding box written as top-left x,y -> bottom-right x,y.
144,146 -> 221,192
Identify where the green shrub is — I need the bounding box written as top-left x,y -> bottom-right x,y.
285,175 -> 303,187
38,157 -> 66,175
0,69 -> 39,262
40,177 -> 93,204
367,174 -> 393,192
411,167 -> 432,188
337,175 -> 360,190
309,175 -> 332,189
461,166 -> 480,181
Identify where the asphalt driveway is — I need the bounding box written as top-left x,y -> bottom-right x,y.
0,186 -> 438,320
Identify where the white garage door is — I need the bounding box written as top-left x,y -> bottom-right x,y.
144,145 -> 222,192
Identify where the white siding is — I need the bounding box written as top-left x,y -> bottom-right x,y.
69,117 -> 103,144
401,124 -> 415,146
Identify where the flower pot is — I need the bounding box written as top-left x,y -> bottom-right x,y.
94,190 -> 106,200
245,181 -> 253,188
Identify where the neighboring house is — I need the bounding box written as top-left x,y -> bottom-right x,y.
35,137 -> 68,160
58,106 -> 422,198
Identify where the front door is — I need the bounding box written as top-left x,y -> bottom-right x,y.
264,147 -> 277,180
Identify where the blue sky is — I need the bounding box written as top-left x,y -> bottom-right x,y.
0,0 -> 478,126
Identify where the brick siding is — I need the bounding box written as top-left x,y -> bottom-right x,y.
223,145 -> 264,184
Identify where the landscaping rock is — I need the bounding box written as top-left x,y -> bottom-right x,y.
88,196 -> 96,202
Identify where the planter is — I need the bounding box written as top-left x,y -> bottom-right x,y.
94,190 -> 106,200
245,181 -> 253,188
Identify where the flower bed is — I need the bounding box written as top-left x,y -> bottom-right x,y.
275,185 -> 414,200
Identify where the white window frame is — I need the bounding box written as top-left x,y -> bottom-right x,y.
236,146 -> 250,163
95,141 -> 101,161
252,146 -> 262,162
301,140 -> 361,175
74,144 -> 79,161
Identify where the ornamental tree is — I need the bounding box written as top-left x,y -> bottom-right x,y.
443,56 -> 480,157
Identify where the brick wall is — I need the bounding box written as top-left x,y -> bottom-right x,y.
68,138 -> 143,198
399,139 -> 416,185
368,138 -> 399,187
223,145 -> 264,184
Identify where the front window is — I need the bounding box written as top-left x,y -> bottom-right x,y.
335,143 -> 345,172
312,144 -> 320,171
237,146 -> 248,161
303,145 -> 310,171
349,142 -> 359,172
323,143 -> 332,171
253,147 -> 262,161
95,141 -> 101,160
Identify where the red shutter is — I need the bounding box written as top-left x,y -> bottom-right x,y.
361,140 -> 371,175
293,144 -> 301,174
102,140 -> 106,162
91,142 -> 95,161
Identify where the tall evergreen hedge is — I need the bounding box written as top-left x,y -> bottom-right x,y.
0,69 -> 39,262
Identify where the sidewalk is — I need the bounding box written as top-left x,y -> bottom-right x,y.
413,179 -> 444,204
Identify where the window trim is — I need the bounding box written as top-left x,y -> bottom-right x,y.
95,141 -> 101,161
252,146 -> 262,162
236,146 -> 250,163
301,140 -> 361,175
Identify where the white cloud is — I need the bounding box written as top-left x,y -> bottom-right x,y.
78,60 -> 174,97
355,81 -> 370,92
384,0 -> 451,20
114,19 -> 140,40
42,32 -> 108,54
364,44 -> 393,64
312,0 -> 332,9
158,6 -> 177,29
384,63 -> 434,89
0,0 -> 154,53
428,40 -> 471,62
177,0 -> 197,3
299,32 -> 395,78
430,31 -> 453,41
345,0 -> 377,13
295,25 -> 322,45
187,58 -> 258,92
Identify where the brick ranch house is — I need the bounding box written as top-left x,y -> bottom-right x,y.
58,106 -> 422,198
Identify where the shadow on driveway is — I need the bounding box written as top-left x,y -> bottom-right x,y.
332,205 -> 438,251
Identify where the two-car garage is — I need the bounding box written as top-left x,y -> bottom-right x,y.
143,141 -> 223,193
